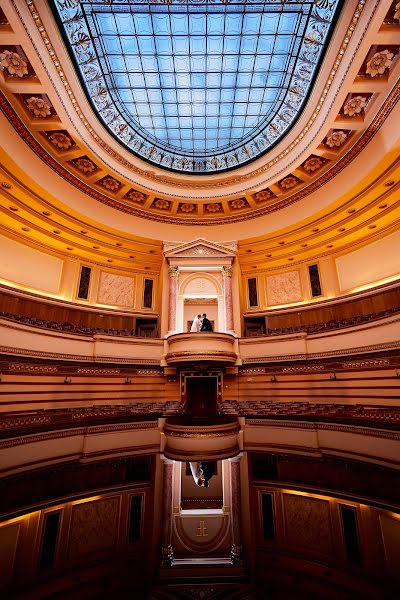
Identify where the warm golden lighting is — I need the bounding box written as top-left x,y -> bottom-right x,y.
387,511 -> 400,521
347,274 -> 400,295
71,495 -> 102,506
0,511 -> 39,528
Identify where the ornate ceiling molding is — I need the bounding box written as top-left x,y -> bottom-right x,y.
1,75 -> 399,225
0,0 -> 398,229
21,0 -> 371,190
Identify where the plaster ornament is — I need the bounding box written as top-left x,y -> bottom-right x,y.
0,50 -> 28,77
49,132 -> 73,150
58,0 -> 80,8
26,96 -> 51,118
206,203 -> 222,213
255,189 -> 271,201
180,203 -> 195,213
326,130 -> 347,148
365,49 -> 394,77
280,176 -> 298,190
230,198 -> 246,210
73,32 -> 91,55
343,95 -> 367,116
75,157 -> 96,174
210,157 -> 220,169
178,157 -> 191,170
101,177 -> 120,192
154,198 -> 170,210
395,3 -> 400,22
303,157 -> 323,173
126,190 -> 145,202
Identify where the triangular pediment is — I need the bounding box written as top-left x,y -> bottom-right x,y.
164,239 -> 237,259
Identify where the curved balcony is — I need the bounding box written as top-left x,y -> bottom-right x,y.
165,332 -> 238,365
162,417 -> 241,461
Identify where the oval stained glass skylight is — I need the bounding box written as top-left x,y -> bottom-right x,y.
53,0 -> 341,174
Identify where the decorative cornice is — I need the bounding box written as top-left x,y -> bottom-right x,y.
165,350 -> 237,363
0,427 -> 86,450
0,420 -> 159,450
245,419 -> 400,441
241,340 -> 400,363
0,344 -> 161,364
86,421 -> 158,435
4,78 -> 400,224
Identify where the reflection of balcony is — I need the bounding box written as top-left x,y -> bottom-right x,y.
165,332 -> 237,365
162,417 -> 241,461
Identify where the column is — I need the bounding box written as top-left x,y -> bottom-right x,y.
167,266 -> 179,334
222,266 -> 234,333
160,459 -> 174,566
229,456 -> 243,565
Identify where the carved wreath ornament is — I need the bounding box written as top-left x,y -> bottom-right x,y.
75,157 -> 96,174
49,132 -> 73,150
0,50 -> 28,77
26,96 -> 51,117
365,49 -> 394,77
303,157 -> 323,173
343,95 -> 367,117
280,176 -> 298,190
326,130 -> 347,148
101,177 -> 120,192
254,189 -> 271,201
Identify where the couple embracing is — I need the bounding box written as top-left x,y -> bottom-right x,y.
190,313 -> 213,333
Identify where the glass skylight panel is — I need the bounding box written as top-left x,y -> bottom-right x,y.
53,0 -> 341,174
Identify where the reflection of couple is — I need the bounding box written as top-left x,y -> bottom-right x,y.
189,461 -> 216,487
190,313 -> 213,333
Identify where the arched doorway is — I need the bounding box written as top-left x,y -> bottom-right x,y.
178,272 -> 224,333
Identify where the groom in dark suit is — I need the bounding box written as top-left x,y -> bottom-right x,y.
200,313 -> 213,332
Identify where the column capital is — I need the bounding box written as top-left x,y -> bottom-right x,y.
168,266 -> 179,278
222,265 -> 233,277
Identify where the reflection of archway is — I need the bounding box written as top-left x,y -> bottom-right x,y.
178,272 -> 224,333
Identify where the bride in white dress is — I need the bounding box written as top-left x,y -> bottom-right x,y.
190,314 -> 202,333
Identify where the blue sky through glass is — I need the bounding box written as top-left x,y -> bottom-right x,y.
54,1 -> 341,173
90,5 -> 302,155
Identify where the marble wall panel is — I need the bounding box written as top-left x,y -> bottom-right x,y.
98,272 -> 134,307
266,270 -> 302,306
283,494 -> 332,555
69,497 -> 120,558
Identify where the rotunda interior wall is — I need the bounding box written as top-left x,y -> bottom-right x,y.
1,101 -> 399,243
0,0 -> 399,327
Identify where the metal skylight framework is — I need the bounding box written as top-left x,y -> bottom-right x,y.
53,1 -> 341,174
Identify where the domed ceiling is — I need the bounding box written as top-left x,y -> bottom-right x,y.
53,0 -> 341,174
0,0 -> 399,253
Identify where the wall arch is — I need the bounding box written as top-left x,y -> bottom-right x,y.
178,272 -> 224,332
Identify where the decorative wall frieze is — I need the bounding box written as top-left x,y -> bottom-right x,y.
0,344 -> 161,364
240,340 -> 400,364
8,362 -> 58,373
0,419 -> 160,450
244,419 -> 400,440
